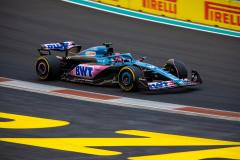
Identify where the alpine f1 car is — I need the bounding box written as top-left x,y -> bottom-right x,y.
35,41 -> 202,92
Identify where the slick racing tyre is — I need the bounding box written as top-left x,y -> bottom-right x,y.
36,55 -> 60,80
118,66 -> 143,92
164,59 -> 188,79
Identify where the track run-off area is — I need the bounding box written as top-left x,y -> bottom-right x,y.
0,0 -> 240,160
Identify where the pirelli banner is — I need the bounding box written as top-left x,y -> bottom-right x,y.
97,0 -> 240,31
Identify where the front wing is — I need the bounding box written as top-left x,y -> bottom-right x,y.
147,80 -> 200,90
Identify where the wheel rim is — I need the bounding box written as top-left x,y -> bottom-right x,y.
121,72 -> 132,86
36,60 -> 48,78
119,70 -> 135,91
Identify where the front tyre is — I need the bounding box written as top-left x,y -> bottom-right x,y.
35,55 -> 60,80
164,59 -> 188,79
118,66 -> 143,92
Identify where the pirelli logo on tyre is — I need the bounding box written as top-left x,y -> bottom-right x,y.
205,1 -> 240,27
142,0 -> 177,14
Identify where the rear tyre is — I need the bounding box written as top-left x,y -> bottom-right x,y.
118,66 -> 143,92
164,59 -> 188,79
35,55 -> 60,80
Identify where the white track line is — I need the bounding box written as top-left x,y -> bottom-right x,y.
0,77 -> 239,122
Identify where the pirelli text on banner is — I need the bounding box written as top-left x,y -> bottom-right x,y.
96,0 -> 240,31
142,0 -> 177,14
205,1 -> 240,27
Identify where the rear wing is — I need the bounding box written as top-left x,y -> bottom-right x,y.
38,41 -> 81,57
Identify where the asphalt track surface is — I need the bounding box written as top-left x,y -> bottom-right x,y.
0,0 -> 240,159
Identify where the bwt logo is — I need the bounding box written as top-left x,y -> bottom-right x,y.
142,0 -> 177,14
205,1 -> 240,26
76,65 -> 93,77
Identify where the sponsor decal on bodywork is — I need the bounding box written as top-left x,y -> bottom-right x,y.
148,81 -> 176,90
42,41 -> 75,50
70,64 -> 110,79
76,65 -> 93,77
85,51 -> 96,56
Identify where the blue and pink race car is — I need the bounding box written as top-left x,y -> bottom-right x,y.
35,41 -> 202,91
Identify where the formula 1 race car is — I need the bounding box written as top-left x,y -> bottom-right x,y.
35,41 -> 202,91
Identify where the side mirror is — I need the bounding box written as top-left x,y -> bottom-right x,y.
139,56 -> 146,62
